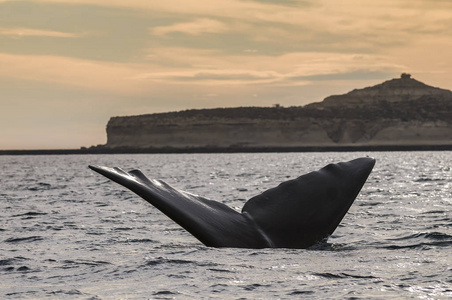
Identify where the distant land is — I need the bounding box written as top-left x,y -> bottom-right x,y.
98,74 -> 452,152
2,74 -> 452,155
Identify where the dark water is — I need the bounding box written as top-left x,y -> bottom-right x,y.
1,152 -> 451,299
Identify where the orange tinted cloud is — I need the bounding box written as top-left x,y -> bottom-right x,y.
0,49 -> 403,91
0,27 -> 87,38
151,19 -> 229,36
0,53 -> 147,94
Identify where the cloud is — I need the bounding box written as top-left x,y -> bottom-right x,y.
0,52 -> 147,94
151,18 -> 229,36
136,70 -> 283,85
141,47 -> 403,86
10,0 -> 452,31
0,27 -> 87,38
0,48 -> 403,97
0,1 -> 445,91
5,0 -> 451,55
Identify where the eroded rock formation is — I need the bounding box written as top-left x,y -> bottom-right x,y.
104,74 -> 452,150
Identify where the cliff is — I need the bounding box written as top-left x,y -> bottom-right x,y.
104,74 -> 452,150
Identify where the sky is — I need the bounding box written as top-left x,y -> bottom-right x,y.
1,0 -> 452,149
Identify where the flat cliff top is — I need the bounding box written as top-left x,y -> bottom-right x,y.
108,74 -> 452,126
109,106 -> 307,124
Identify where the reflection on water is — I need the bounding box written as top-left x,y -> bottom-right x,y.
0,152 -> 451,299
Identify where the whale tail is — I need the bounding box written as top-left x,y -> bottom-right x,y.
242,157 -> 376,248
88,165 -> 270,248
89,157 -> 375,249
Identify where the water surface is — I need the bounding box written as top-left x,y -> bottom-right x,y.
1,152 -> 451,299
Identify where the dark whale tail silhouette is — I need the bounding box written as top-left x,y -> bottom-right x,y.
89,157 -> 375,249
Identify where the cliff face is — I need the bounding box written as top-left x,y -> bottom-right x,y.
106,108 -> 332,148
105,75 -> 452,149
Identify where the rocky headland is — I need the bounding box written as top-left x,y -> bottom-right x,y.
103,74 -> 452,151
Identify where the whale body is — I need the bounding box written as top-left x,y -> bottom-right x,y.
89,157 -> 375,249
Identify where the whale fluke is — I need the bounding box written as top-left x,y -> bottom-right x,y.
89,157 -> 375,249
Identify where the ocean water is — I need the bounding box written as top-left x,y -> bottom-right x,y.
0,152 -> 451,299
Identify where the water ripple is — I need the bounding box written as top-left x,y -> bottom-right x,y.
4,236 -> 44,243
0,152 -> 451,299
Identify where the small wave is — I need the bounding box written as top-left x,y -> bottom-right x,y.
307,241 -> 357,251
358,201 -> 383,207
0,257 -> 29,266
48,289 -> 85,296
152,290 -> 179,296
438,217 -> 452,223
185,184 -> 206,189
124,238 -> 156,243
62,259 -> 111,267
243,283 -> 270,291
85,232 -> 104,236
143,257 -> 219,268
288,290 -> 315,295
210,283 -> 228,293
313,272 -> 378,279
145,257 -> 193,266
382,244 -> 427,250
207,268 -> 233,273
12,211 -> 48,218
28,182 -> 50,191
4,236 -> 44,243
413,177 -> 444,182
0,257 -> 32,273
28,182 -> 67,191
389,232 -> 452,241
16,266 -> 31,272
421,210 -> 446,214
381,232 -> 452,249
5,291 -> 40,298
114,227 -> 134,231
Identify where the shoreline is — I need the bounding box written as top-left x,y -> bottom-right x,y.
1,144 -> 452,155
